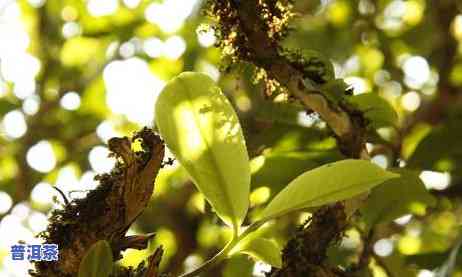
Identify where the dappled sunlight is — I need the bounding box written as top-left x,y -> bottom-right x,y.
55,166 -> 80,196
2,53 -> 40,91
402,56 -> 431,89
103,58 -> 165,125
174,101 -> 208,161
170,90 -> 243,163
96,120 -> 121,143
197,26 -> 216,48
88,146 -> 115,173
60,91 -> 81,110
401,91 -> 421,112
374,239 -> 394,257
26,141 -> 56,173
0,192 -> 12,214
30,182 -> 54,207
2,110 -> 27,139
145,0 -> 199,33
253,261 -> 271,277
344,76 -> 370,95
87,0 -> 119,17
163,36 -> 186,60
249,186 -> 271,207
0,0 -> 461,275
197,61 -> 220,82
418,270 -> 435,277
62,21 -> 81,39
22,95 -> 40,115
419,171 -> 451,191
453,15 -> 462,40
394,214 -> 412,225
371,154 -> 388,169
143,37 -> 164,58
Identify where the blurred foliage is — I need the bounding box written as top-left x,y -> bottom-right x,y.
0,0 -> 462,276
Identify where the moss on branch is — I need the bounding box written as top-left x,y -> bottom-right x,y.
31,128 -> 165,277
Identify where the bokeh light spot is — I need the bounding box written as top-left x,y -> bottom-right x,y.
89,146 -> 115,173
31,182 -> 55,206
374,239 -> 394,257
403,56 -> 430,89
420,171 -> 451,190
26,140 -> 56,173
60,91 -> 81,110
2,110 -> 27,139
401,91 -> 421,112
87,0 -> 118,17
163,36 -> 186,60
0,192 -> 13,214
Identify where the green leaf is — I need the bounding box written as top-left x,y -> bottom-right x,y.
78,240 -> 113,277
251,150 -> 341,194
223,255 -> 254,277
230,226 -> 282,268
348,93 -> 398,128
236,238 -> 282,268
155,72 -> 250,230
361,169 -> 436,226
260,159 -> 399,220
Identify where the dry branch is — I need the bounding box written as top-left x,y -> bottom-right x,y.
31,128 -> 165,276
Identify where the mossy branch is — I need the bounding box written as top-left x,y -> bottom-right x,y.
31,128 -> 165,277
208,0 -> 370,276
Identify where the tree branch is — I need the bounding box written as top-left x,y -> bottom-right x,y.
208,1 -> 370,276
31,128 -> 165,276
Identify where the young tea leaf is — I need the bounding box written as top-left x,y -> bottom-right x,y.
230,228 -> 282,269
155,72 -> 250,231
260,159 -> 399,221
78,240 -> 113,277
250,150 -> 340,195
348,93 -> 398,128
237,238 -> 282,268
223,255 -> 254,277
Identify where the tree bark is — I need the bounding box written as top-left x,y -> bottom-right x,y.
31,128 -> 165,276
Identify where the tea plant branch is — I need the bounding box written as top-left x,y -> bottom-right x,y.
208,0 -> 371,275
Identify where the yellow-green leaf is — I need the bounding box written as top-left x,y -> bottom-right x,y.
234,238 -> 282,268
78,240 -> 113,277
260,159 -> 399,221
155,72 -> 250,231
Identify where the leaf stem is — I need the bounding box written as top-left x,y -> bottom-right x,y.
178,221 -> 265,277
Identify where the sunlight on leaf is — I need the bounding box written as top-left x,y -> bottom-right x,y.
260,159 -> 399,221
155,72 -> 250,232
232,237 -> 282,268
